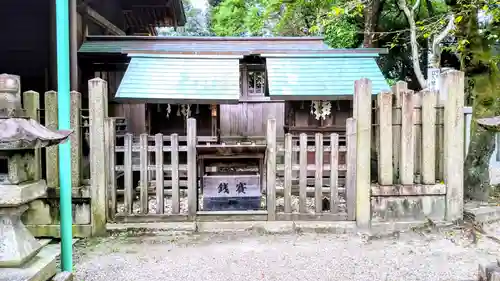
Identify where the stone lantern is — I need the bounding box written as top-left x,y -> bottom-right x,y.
0,74 -> 71,274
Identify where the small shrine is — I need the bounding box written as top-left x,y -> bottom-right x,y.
0,74 -> 71,280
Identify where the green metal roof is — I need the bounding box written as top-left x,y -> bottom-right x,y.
264,54 -> 390,100
115,54 -> 241,103
79,36 -> 333,54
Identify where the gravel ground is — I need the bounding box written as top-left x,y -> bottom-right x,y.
74,222 -> 500,281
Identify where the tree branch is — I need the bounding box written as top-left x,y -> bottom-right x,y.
412,0 -> 421,13
430,14 -> 455,68
398,0 -> 427,88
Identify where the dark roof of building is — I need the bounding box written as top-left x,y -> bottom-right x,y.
119,0 -> 186,34
79,36 -> 388,55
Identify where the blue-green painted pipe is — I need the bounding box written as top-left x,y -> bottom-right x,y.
56,0 -> 73,272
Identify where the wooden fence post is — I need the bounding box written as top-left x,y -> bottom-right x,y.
104,118 -> 116,221
187,118 -> 197,218
413,92 -> 423,182
314,133 -> 324,214
23,91 -> 42,180
421,90 -> 437,184
392,81 -> 407,183
284,133 -> 292,214
354,79 -> 372,228
44,90 -> 59,188
139,134 -> 149,214
70,91 -> 82,187
400,90 -> 415,185
266,119 -> 277,220
443,70 -> 465,221
171,134 -> 180,214
155,133 -> 165,214
346,118 -> 357,220
88,78 -> 108,235
377,91 -> 393,185
123,134 -> 133,214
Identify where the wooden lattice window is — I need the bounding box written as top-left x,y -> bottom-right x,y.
241,63 -> 267,100
247,70 -> 266,95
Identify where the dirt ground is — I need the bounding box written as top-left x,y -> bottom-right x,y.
73,222 -> 500,281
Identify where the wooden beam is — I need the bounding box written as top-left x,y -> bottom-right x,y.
78,4 -> 126,36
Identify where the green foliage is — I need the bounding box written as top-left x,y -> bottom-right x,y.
210,0 -> 265,36
322,16 -> 360,48
207,0 -> 499,88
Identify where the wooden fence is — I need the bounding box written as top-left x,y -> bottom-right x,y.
99,71 -> 464,228
18,71 -> 464,236
105,118 -> 357,223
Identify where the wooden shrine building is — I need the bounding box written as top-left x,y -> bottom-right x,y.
78,36 -> 390,141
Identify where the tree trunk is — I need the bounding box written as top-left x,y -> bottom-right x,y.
362,0 -> 383,48
457,8 -> 500,201
464,74 -> 500,201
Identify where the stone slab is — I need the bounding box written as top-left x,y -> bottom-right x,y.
106,221 -> 360,234
0,180 -> 47,206
106,222 -> 196,232
196,221 -> 294,233
51,272 -> 73,281
293,221 -> 356,234
464,202 -> 500,223
371,195 -> 446,222
0,243 -> 58,281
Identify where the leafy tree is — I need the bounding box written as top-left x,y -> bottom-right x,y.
209,0 -> 500,201
452,0 -> 499,201
209,0 -> 267,36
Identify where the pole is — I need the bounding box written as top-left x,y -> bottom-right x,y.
70,0 -> 78,91
56,0 -> 73,272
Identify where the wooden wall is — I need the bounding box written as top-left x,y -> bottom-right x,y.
0,0 -> 51,93
220,102 -> 285,137
286,100 -> 352,135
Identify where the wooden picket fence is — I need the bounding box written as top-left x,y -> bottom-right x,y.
105,117 -> 357,223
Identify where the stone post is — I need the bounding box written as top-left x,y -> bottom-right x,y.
442,70 -> 465,221
22,91 -> 42,180
44,90 -> 59,188
88,78 -> 108,235
70,91 -> 82,187
354,79 -> 372,229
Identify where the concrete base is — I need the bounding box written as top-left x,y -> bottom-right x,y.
465,202 -> 500,223
51,272 -> 73,281
0,205 -> 43,267
107,221 -> 358,235
0,243 -> 58,281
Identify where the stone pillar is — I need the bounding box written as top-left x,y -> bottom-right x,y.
22,91 -> 42,180
88,78 -> 108,235
70,91 -> 82,187
442,71 -> 465,221
354,79 -> 372,229
44,90 -> 59,188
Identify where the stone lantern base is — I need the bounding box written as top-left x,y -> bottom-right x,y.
0,205 -> 44,267
0,179 -> 58,281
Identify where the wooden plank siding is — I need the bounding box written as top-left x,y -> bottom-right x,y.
220,102 -> 285,137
